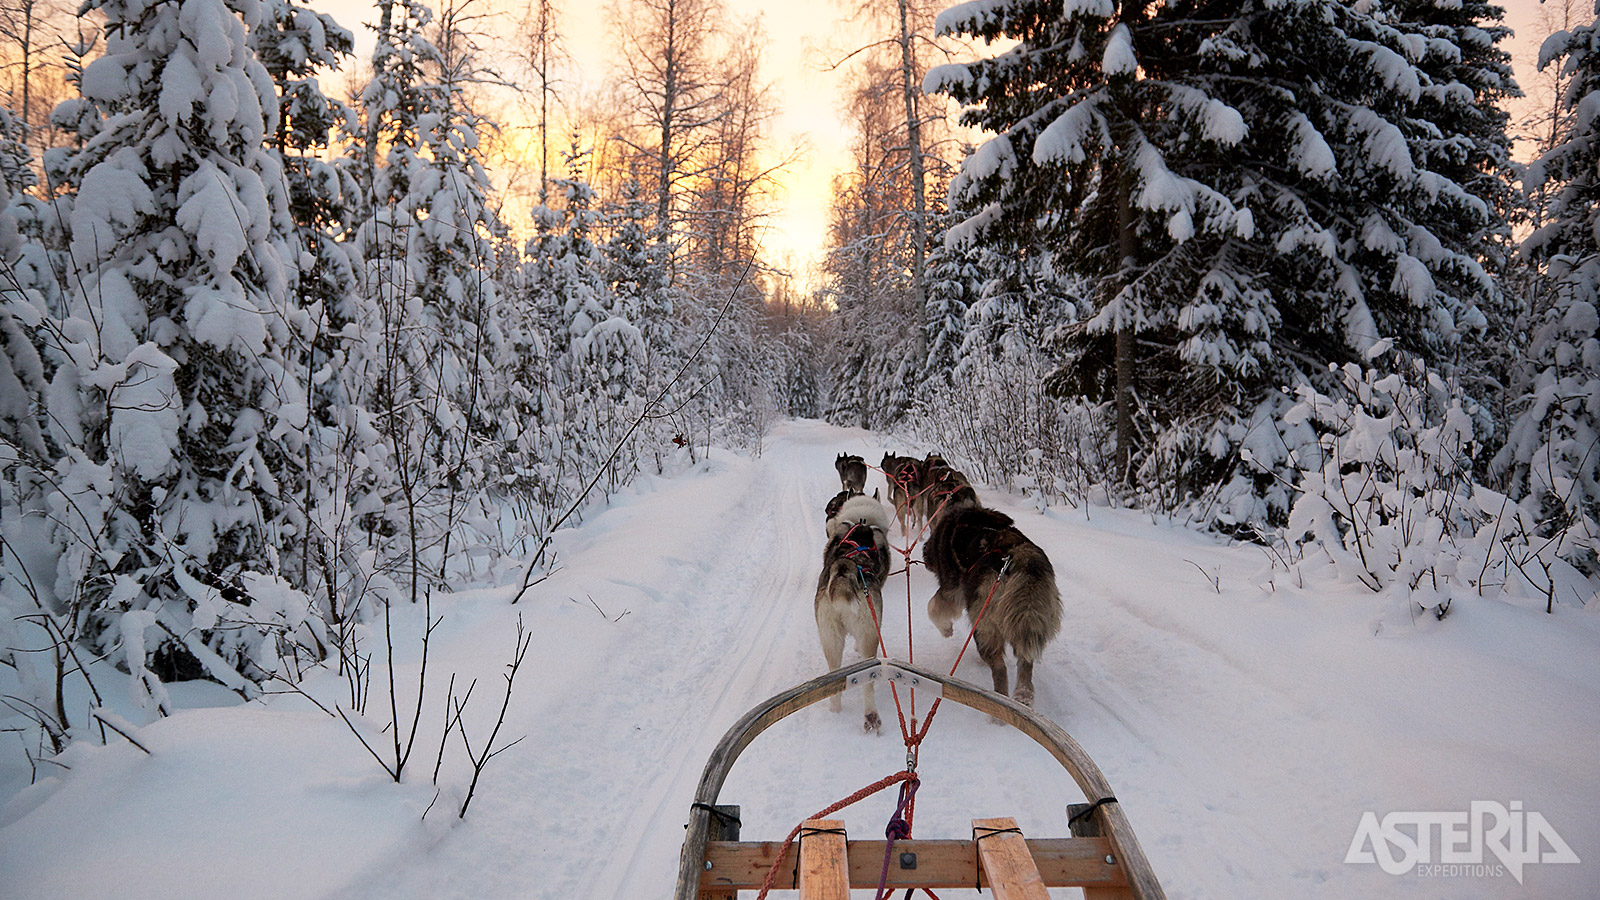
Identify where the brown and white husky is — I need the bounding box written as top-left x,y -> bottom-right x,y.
879,452 -> 923,532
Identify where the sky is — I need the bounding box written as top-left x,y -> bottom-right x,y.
311,0 -> 1575,282
313,0 -> 865,286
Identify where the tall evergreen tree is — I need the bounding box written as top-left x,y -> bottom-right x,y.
922,205 -> 980,384
930,0 -> 1514,492
1503,2 -> 1600,569
345,0 -> 512,587
255,0 -> 366,614
605,178 -> 677,399
258,0 -> 358,314
47,0 -> 304,696
520,142 -> 641,493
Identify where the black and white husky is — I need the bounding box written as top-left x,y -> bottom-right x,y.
923,487 -> 1062,707
815,490 -> 892,733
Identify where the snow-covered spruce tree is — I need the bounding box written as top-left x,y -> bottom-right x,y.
603,177 -> 692,469
348,0 -> 514,590
922,205 -> 980,384
43,0 -> 321,703
1384,0 -> 1519,417
605,179 -> 677,387
523,143 -> 645,501
254,0 -> 366,625
258,0 -> 358,317
418,0 -> 516,575
930,0 -> 1514,512
1503,3 -> 1600,574
532,141 -> 606,359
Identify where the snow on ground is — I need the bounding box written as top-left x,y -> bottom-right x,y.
2,419 -> 1596,899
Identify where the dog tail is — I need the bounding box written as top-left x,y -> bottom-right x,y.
991,544 -> 1062,662
825,557 -> 863,605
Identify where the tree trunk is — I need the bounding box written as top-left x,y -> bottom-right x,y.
365,0 -> 397,196
658,3 -> 679,237
1115,169 -> 1137,484
896,0 -> 928,358
535,0 -> 554,204
20,0 -> 33,130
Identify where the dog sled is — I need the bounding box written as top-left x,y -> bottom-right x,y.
674,657 -> 1166,900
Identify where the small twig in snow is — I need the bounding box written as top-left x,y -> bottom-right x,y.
1184,560 -> 1221,594
90,710 -> 151,755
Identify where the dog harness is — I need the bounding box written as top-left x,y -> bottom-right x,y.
839,522 -> 882,580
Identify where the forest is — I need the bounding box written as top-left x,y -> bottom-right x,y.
0,0 -> 1597,771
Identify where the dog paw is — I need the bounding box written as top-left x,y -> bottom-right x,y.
1013,687 -> 1034,707
935,622 -> 954,638
863,712 -> 882,735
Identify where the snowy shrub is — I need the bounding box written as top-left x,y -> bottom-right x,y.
1278,357 -> 1483,598
1259,353 -> 1597,617
1494,290 -> 1600,577
904,350 -> 1112,510
1170,391 -> 1319,538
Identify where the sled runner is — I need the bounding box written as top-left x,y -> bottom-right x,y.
674,658 -> 1166,900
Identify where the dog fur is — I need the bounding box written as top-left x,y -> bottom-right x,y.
816,490 -> 892,733
835,453 -> 868,493
923,490 -> 1061,707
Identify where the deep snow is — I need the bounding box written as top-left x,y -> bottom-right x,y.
1,419 -> 1595,899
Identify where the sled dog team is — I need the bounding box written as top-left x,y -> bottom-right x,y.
816,452 -> 1063,734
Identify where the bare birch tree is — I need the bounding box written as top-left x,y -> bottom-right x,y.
609,0 -> 727,260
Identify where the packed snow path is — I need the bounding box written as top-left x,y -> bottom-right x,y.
1,420 -> 1594,899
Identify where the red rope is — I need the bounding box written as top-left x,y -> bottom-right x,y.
752,770 -> 916,900
908,558 -> 1011,748
863,582 -> 915,745
855,461 -> 990,763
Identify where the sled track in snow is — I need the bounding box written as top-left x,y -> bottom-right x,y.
577,449 -> 830,900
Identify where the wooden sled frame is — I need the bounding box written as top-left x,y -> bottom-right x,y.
675,658 -> 1166,900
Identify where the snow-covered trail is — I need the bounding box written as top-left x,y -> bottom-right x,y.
3,419 -> 1595,900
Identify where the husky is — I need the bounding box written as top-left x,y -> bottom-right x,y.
914,454 -> 970,533
835,453 -> 868,493
816,490 -> 892,733
879,452 -> 922,531
923,489 -> 1061,707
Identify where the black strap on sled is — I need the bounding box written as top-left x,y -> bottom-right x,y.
1068,795 -> 1119,829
